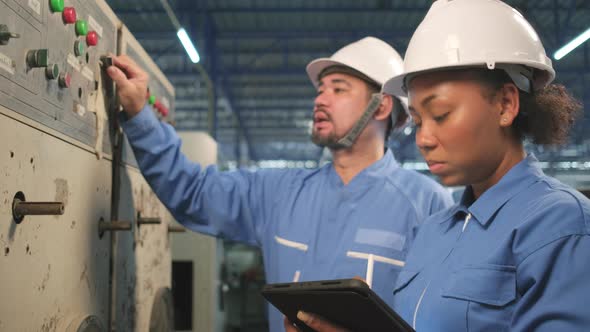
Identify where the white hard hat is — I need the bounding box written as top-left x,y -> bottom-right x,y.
307,37 -> 410,130
306,36 -> 404,88
383,0 -> 555,97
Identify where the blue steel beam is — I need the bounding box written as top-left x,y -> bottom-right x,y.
131,31 -> 414,40
112,4 -> 581,15
553,0 -> 561,45
563,0 -> 578,35
216,31 -> 414,39
220,79 -> 255,161
165,68 -> 306,76
151,40 -> 180,62
202,12 -> 219,139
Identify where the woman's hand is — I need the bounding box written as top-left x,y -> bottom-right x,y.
283,311 -> 351,332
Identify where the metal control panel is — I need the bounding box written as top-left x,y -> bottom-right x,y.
0,0 -> 117,158
0,1 -> 182,331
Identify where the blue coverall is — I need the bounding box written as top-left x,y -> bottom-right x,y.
393,154 -> 590,331
122,106 -> 454,331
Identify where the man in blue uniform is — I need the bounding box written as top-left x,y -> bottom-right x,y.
107,37 -> 453,332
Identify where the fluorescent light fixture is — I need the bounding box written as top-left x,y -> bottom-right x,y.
177,28 -> 200,63
554,27 -> 590,60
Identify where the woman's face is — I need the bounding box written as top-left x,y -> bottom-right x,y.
408,70 -> 511,189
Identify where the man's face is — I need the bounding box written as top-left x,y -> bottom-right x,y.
311,72 -> 372,148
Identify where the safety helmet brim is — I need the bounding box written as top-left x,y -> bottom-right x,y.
307,58 -> 361,89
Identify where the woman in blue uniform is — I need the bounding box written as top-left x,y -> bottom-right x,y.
288,0 -> 590,331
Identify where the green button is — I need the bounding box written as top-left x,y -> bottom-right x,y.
45,64 -> 59,80
148,95 -> 156,105
74,40 -> 85,56
50,0 -> 64,12
75,20 -> 88,36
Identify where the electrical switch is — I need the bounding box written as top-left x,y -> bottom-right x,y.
86,31 -> 98,47
26,49 -> 49,68
62,7 -> 77,24
45,64 -> 59,80
74,40 -> 85,56
50,0 -> 64,12
148,95 -> 156,105
0,24 -> 20,45
75,20 -> 88,36
58,72 -> 71,88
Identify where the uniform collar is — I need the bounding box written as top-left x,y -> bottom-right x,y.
439,154 -> 544,227
328,149 -> 399,187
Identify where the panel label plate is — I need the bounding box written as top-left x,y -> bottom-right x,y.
81,66 -> 94,82
88,15 -> 104,37
28,0 -> 41,16
0,53 -> 15,75
67,54 -> 81,72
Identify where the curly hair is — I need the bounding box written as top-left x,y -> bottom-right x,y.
474,69 -> 582,146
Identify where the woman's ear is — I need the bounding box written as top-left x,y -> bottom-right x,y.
498,83 -> 520,127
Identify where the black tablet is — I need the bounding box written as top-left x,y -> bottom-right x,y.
261,278 -> 414,332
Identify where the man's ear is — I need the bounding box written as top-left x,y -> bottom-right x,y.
374,94 -> 393,121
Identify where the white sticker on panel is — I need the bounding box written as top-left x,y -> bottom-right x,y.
0,53 -> 15,75
81,66 -> 94,82
67,54 -> 81,72
28,0 -> 41,15
88,15 -> 104,37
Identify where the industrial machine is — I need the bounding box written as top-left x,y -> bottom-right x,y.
0,1 -> 198,330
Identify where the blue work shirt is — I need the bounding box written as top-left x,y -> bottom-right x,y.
122,106 -> 454,332
393,154 -> 590,331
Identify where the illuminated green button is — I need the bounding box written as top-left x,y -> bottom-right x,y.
50,0 -> 64,12
75,20 -> 88,36
148,95 -> 156,105
74,40 -> 85,56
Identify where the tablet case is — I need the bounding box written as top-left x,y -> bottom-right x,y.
261,278 -> 414,332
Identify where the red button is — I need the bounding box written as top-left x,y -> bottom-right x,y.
62,7 -> 76,24
154,101 -> 168,116
59,72 -> 71,88
86,31 -> 99,47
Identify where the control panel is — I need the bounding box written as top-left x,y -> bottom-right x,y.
0,0 -> 117,157
0,1 -> 184,331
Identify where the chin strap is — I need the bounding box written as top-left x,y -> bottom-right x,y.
334,93 -> 383,148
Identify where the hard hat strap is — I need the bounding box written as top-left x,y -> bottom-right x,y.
335,93 -> 383,148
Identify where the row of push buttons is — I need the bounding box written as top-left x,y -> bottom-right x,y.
26,49 -> 71,88
24,0 -> 100,89
146,91 -> 169,117
50,0 -> 99,47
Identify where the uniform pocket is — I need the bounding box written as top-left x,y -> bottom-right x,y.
442,264 -> 516,332
442,264 -> 516,306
